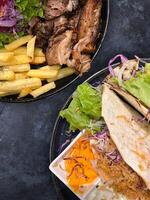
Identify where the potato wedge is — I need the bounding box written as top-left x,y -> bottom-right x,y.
0,70 -> 15,80
0,52 -> 14,62
40,65 -> 61,71
30,82 -> 56,98
4,64 -> 30,72
13,47 -> 45,57
0,55 -> 31,66
30,56 -> 46,65
47,67 -> 75,82
0,78 -> 42,92
27,69 -> 58,79
27,36 -> 36,60
18,88 -> 32,98
15,72 -> 28,80
5,35 -> 33,51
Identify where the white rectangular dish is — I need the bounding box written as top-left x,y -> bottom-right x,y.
49,130 -> 100,200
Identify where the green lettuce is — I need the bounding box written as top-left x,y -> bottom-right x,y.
124,69 -> 150,108
0,33 -> 14,48
0,0 -> 45,48
15,0 -> 44,25
60,83 -> 102,131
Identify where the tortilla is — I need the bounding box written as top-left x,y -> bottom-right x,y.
102,84 -> 150,190
106,79 -> 150,121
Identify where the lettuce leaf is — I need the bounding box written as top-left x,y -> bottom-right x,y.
0,33 -> 14,48
124,72 -> 150,108
60,83 -> 102,131
73,82 -> 101,119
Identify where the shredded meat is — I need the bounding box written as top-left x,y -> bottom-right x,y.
45,0 -> 79,20
91,132 -> 150,200
46,30 -> 73,65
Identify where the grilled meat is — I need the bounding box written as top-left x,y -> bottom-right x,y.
29,17 -> 54,49
77,0 -> 102,53
46,30 -> 73,65
71,0 -> 102,73
53,16 -> 68,36
45,0 -> 79,20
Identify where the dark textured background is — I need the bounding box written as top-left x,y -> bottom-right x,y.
1,0 -> 150,199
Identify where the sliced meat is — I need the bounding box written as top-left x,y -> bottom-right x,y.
77,0 -> 102,53
46,30 -> 73,65
53,16 -> 68,36
29,17 -> 54,49
68,9 -> 81,30
71,0 -> 102,73
45,0 -> 79,20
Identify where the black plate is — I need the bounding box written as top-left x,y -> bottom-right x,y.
50,66 -> 111,200
50,58 -> 150,200
0,0 -> 110,103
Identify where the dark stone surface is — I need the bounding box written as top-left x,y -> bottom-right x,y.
1,0 -> 150,199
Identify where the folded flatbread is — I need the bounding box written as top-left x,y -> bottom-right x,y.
102,84 -> 150,190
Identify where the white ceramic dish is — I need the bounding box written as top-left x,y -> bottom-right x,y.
49,130 -> 100,200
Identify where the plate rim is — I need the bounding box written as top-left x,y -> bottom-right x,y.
0,0 -> 110,103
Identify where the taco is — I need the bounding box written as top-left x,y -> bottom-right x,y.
105,54 -> 150,121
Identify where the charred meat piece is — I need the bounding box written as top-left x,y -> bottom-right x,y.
29,17 -> 54,49
71,0 -> 102,73
77,0 -> 102,53
45,0 -> 79,20
46,30 -> 73,65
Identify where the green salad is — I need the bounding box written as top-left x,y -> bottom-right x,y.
0,0 -> 45,48
60,82 -> 103,132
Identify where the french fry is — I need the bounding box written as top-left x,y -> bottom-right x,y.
18,88 -> 32,99
0,70 -> 15,80
30,56 -> 46,65
4,64 -> 30,72
0,55 -> 31,66
5,35 -> 33,51
27,36 -> 36,60
0,52 -> 14,62
13,47 -> 45,57
0,91 -> 20,97
0,78 -> 42,92
15,72 -> 28,80
27,69 -> 58,79
47,67 -> 75,82
30,82 -> 56,98
40,65 -> 61,71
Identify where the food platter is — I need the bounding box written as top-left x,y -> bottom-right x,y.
50,57 -> 150,200
0,0 -> 110,103
49,66 -> 112,200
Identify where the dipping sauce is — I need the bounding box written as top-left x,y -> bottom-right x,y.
64,132 -> 98,194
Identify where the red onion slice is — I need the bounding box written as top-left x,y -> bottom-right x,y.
108,54 -> 128,76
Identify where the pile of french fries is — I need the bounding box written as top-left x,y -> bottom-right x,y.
0,35 -> 75,98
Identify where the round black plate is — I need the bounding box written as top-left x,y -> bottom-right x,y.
0,0 -> 110,103
50,58 -> 150,200
50,67 -> 110,200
